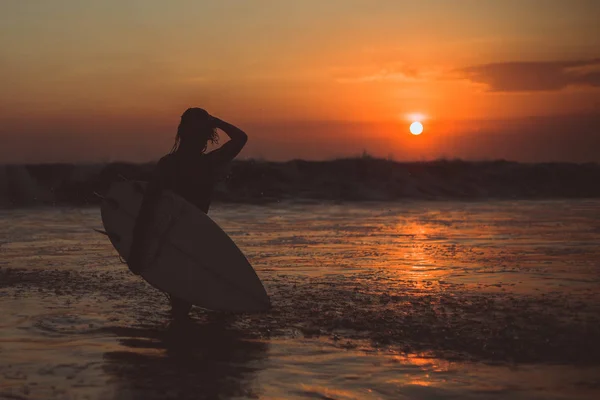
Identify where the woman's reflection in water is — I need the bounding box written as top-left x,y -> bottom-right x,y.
102,316 -> 269,399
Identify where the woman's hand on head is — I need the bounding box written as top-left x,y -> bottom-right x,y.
208,114 -> 222,129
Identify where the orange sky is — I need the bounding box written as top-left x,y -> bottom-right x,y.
1,1 -> 599,163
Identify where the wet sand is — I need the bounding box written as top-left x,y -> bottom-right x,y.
1,200 -> 600,399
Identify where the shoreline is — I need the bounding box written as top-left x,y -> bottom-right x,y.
2,200 -> 599,399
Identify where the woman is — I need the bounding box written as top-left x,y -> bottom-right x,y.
128,107 -> 248,319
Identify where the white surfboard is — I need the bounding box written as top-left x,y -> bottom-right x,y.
99,181 -> 270,312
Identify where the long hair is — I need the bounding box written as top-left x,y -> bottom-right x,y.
170,108 -> 219,154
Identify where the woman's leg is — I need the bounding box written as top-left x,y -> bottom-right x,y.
168,294 -> 192,319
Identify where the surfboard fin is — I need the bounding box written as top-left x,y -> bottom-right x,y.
93,228 -> 121,243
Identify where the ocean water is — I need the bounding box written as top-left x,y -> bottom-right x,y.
1,200 -> 600,399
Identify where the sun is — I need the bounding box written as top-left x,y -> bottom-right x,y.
404,113 -> 426,135
410,121 -> 423,135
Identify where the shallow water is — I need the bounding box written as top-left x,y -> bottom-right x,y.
1,200 -> 600,399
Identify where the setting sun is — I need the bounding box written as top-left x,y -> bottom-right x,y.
410,121 -> 424,135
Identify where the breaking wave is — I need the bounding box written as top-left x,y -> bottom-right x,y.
1,158 -> 600,207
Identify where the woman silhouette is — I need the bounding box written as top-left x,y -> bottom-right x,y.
128,108 -> 248,319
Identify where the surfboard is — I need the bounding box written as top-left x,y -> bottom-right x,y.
99,181 -> 270,313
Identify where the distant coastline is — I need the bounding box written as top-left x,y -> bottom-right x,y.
1,157 -> 600,208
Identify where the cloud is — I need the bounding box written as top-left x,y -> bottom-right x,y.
459,58 -> 600,92
336,70 -> 415,83
334,63 -> 443,84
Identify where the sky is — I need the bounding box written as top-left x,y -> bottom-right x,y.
1,0 -> 599,163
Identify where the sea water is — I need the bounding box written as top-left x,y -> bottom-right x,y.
1,200 -> 599,399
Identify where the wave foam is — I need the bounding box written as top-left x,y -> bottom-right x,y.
1,158 -> 599,207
